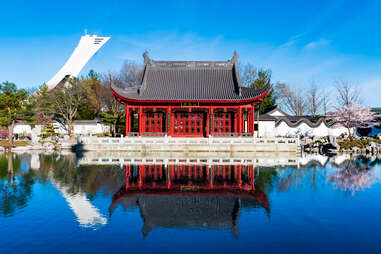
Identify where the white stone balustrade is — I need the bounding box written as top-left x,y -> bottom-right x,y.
77,136 -> 299,153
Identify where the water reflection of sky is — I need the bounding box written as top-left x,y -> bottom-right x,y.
1,152 -> 381,254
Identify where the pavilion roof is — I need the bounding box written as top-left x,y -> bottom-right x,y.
112,51 -> 269,102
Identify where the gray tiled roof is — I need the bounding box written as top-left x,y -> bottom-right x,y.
258,114 -> 277,121
112,52 -> 269,101
110,194 -> 266,236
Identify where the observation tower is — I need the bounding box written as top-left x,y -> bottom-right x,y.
45,34 -> 110,91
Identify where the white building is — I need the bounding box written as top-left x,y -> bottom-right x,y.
13,120 -> 110,137
256,107 -> 348,138
72,120 -> 110,135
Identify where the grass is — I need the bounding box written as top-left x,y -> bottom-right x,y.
338,137 -> 381,149
39,140 -> 56,144
0,140 -> 31,147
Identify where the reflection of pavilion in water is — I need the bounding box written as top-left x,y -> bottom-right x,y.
110,164 -> 269,236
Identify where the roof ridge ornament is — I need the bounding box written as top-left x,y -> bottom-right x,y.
143,50 -> 152,65
232,51 -> 239,64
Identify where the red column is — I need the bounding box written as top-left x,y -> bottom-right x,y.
206,108 -> 210,137
210,107 -> 214,137
206,164 -> 210,181
138,106 -> 142,136
142,108 -> 146,135
238,106 -> 242,136
166,165 -> 171,189
251,103 -> 255,136
125,104 -> 130,136
209,165 -> 214,189
125,165 -> 130,190
168,106 -> 171,136
170,107 -> 175,136
138,165 -> 143,189
188,165 -> 191,185
251,166 -> 255,190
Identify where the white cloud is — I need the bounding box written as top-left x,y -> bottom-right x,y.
304,38 -> 331,49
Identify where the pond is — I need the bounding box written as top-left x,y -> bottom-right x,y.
1,152 -> 381,254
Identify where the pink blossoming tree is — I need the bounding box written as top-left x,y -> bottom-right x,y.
329,103 -> 375,140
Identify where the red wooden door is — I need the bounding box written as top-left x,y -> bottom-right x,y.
145,112 -> 163,132
173,112 -> 204,137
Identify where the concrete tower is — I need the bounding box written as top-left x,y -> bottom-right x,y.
45,34 -> 110,91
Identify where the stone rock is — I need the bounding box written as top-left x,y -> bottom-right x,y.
326,135 -> 339,150
367,142 -> 379,153
31,127 -> 40,145
42,142 -> 55,150
352,147 -> 361,154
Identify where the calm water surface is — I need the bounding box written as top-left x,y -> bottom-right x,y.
1,152 -> 381,254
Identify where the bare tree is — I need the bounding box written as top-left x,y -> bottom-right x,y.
276,82 -> 307,116
239,63 -> 257,87
321,89 -> 331,116
306,82 -> 323,117
101,73 -> 125,113
335,80 -> 362,106
99,73 -> 126,136
120,61 -> 144,88
53,78 -> 84,136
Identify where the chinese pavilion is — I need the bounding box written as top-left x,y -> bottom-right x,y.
111,51 -> 270,137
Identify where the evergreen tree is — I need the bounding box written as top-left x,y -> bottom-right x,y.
41,123 -> 58,139
35,84 -> 54,116
249,69 -> 276,113
76,70 -> 103,120
0,82 -> 35,144
99,112 -> 120,136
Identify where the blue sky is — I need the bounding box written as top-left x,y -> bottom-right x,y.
1,0 -> 380,106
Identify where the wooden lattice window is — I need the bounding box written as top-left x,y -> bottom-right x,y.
213,112 -> 234,133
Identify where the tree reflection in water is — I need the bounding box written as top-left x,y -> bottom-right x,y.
328,155 -> 381,195
0,153 -> 34,216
